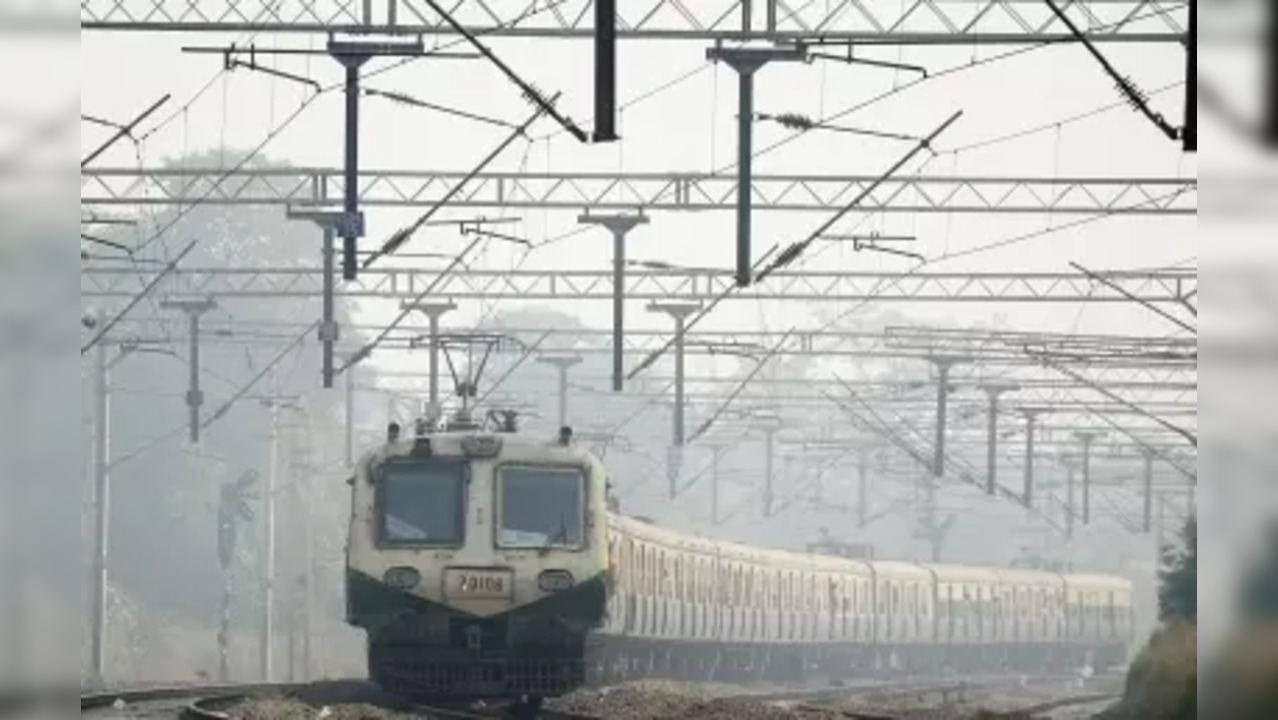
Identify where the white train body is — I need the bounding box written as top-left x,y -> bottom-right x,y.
345,423 -> 1135,696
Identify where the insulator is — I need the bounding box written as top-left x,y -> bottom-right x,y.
1114,76 -> 1149,111
776,113 -> 816,131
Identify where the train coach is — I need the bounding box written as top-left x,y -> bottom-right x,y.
344,417 -> 1135,698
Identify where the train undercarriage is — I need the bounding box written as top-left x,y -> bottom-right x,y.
348,569 -> 607,699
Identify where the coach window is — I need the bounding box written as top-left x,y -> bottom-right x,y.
375,457 -> 466,546
496,465 -> 585,549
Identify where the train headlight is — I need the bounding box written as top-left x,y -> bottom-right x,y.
537,570 -> 575,593
384,566 -> 421,590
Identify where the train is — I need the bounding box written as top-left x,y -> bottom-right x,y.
344,411 -> 1135,699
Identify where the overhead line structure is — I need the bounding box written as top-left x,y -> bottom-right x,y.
97,321 -> 1200,366
368,369 -> 1196,393
91,322 -> 1200,370
80,167 -> 1198,216
81,266 -> 1199,304
80,0 -> 1189,43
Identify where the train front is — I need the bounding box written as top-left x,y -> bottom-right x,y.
345,423 -> 610,698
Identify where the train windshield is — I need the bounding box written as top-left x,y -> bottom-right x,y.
376,459 -> 466,546
497,466 -> 585,549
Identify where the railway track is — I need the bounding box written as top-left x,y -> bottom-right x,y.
81,673 -> 1117,720
81,681 -> 607,720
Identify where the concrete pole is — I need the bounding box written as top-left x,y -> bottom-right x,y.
579,212 -> 648,391
981,383 -> 1019,495
402,301 -> 457,415
537,355 -> 583,429
90,309 -> 110,687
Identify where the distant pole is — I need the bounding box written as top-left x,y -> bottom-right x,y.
1074,431 -> 1105,525
981,384 -> 1018,495
90,309 -> 111,688
857,451 -> 869,529
160,298 -> 217,443
1142,450 -> 1155,533
537,355 -> 583,429
763,425 -> 779,517
344,357 -> 355,467
930,358 -> 960,476
1063,456 -> 1077,540
579,212 -> 648,391
1020,409 -> 1045,509
647,302 -> 702,450
711,446 -> 722,524
261,373 -> 280,682
402,301 -> 457,415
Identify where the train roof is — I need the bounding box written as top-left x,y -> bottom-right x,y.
926,564 -> 1005,584
609,513 -> 1130,589
358,425 -> 604,469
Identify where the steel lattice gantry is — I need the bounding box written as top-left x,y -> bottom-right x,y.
81,266 -> 1198,304
79,0 -> 1188,43
79,167 -> 1198,216
99,314 -> 1198,373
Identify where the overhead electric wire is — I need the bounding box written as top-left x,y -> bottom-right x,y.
338,236 -> 485,375
81,239 -> 198,355
708,2 -> 1189,180
84,2 -> 576,350
362,98 -> 556,269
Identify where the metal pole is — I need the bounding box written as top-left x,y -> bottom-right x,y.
705,47 -> 804,287
321,222 -> 337,387
262,380 -> 279,682
579,213 -> 646,392
736,67 -> 754,287
647,302 -> 701,450
537,356 -> 583,430
401,302 -> 456,414
592,0 -> 619,142
429,311 -> 442,408
90,311 -> 110,687
613,229 -> 625,391
342,62 -> 361,279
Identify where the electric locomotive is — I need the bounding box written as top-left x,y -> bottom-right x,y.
344,410 -> 610,698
